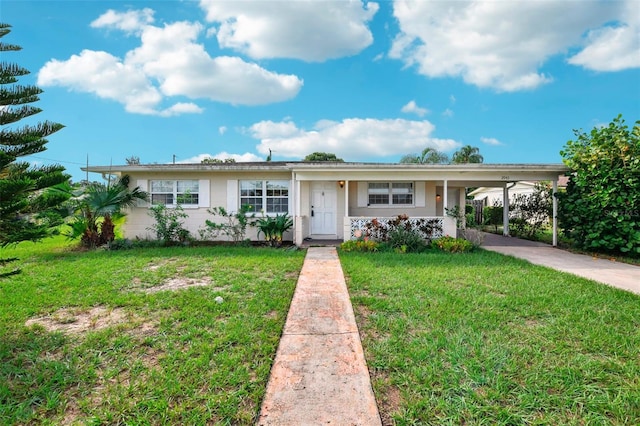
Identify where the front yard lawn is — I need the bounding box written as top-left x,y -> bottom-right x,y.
341,249 -> 640,425
0,237 -> 304,425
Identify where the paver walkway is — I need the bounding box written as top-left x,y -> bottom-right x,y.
481,232 -> 640,295
257,247 -> 381,425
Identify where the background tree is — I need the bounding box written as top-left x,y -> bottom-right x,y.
201,157 -> 236,164
558,115 -> 639,257
125,155 -> 140,165
400,147 -> 449,164
451,145 -> 484,164
303,152 -> 344,162
0,23 -> 70,276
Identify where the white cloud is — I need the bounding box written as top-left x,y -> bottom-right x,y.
401,100 -> 429,117
38,49 -> 164,115
249,118 -> 460,160
199,0 -> 379,61
159,103 -> 203,117
449,95 -> 456,104
180,152 -> 263,163
218,126 -> 227,135
90,8 -> 155,34
38,12 -> 303,115
480,137 -> 502,146
442,108 -> 454,118
568,3 -> 640,72
390,0 -> 631,91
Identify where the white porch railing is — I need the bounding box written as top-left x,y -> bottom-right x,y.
347,216 -> 451,240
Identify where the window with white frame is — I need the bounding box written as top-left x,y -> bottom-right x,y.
150,180 -> 199,206
240,180 -> 289,213
368,182 -> 413,206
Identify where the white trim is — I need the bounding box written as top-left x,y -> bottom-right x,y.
415,181 -> 426,207
198,179 -> 210,208
136,179 -> 148,207
227,179 -> 238,212
357,181 -> 368,207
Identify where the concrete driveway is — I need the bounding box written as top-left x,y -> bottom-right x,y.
481,232 -> 640,295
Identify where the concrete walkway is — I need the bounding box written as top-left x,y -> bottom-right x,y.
481,232 -> 640,295
257,247 -> 381,425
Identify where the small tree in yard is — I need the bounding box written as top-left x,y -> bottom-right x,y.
66,175 -> 148,248
0,23 -> 70,276
483,200 -> 503,233
509,182 -> 552,239
558,115 -> 640,257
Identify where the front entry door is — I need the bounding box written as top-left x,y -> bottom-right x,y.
310,182 -> 337,236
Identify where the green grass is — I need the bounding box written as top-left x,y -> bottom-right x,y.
0,237 -> 305,425
340,249 -> 640,425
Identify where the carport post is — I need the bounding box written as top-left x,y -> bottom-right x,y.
503,185 -> 509,236
552,179 -> 558,246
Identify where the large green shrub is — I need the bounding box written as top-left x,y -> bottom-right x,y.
558,115 -> 639,257
147,204 -> 191,245
199,205 -> 252,243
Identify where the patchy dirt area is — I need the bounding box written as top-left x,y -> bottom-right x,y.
143,277 -> 215,293
25,306 -> 133,334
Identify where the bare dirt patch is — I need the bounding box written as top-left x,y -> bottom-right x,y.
25,306 -> 132,334
143,276 -> 216,293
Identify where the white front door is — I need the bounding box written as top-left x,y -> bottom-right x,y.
310,182 -> 337,235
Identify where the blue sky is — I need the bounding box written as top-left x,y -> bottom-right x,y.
3,0 -> 639,181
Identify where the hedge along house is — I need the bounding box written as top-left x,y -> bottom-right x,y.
84,162 -> 569,246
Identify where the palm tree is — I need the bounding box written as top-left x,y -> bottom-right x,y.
400,147 -> 449,164
451,145 -> 483,164
66,175 -> 147,248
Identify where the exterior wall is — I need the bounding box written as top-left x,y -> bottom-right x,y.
348,181 -> 464,218
122,171 -> 293,242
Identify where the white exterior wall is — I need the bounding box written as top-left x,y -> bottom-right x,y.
347,181 -> 462,218
123,171 -> 293,242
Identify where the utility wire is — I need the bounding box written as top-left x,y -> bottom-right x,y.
23,155 -> 87,166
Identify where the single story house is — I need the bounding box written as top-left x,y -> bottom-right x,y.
84,162 -> 569,246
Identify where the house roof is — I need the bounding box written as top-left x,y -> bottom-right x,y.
83,161 -> 569,185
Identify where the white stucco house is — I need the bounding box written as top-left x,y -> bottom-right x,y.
84,162 -> 569,246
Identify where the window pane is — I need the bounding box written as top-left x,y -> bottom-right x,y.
151,180 -> 174,192
392,182 -> 413,193
368,182 -> 389,204
152,194 -> 173,205
266,181 -> 289,196
177,193 -> 199,205
369,194 -> 389,205
240,180 -> 263,197
240,197 -> 262,212
368,182 -> 389,192
267,198 -> 288,213
392,194 -> 413,204
177,180 -> 198,192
